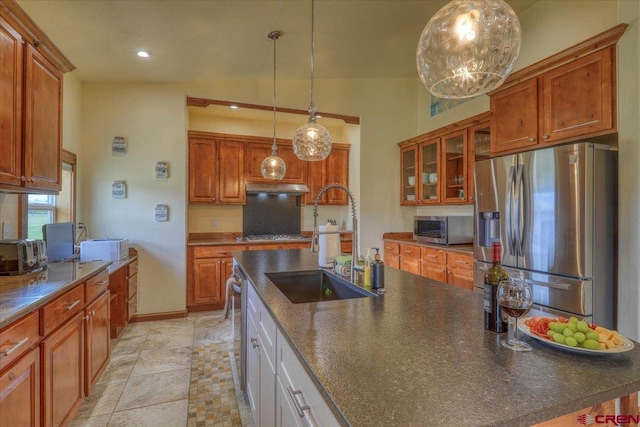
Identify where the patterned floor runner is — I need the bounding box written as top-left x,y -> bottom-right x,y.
188,342 -> 243,427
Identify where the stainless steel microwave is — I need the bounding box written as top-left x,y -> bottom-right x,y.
413,216 -> 474,245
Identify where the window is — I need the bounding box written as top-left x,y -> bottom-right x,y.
20,150 -> 77,239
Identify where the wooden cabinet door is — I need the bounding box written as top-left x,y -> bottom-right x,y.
400,145 -> 418,205
447,268 -> 474,291
400,258 -> 420,275
108,266 -> 127,338
189,137 -> 217,203
440,131 -> 468,204
245,315 -> 260,423
42,313 -> 84,427
0,347 -> 40,427
540,48 -> 614,144
421,262 -> 447,282
23,44 -> 62,192
304,158 -> 326,205
0,17 -> 23,188
276,144 -> 306,184
276,377 -> 304,427
325,146 -> 349,205
218,140 -> 245,203
418,138 -> 440,204
85,291 -> 110,396
193,258 -> 223,305
467,122 -> 490,203
490,79 -> 539,154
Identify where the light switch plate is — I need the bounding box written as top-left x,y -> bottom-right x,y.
2,222 -> 10,239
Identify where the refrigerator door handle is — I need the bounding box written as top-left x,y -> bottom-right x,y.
505,165 -> 517,255
515,163 -> 525,257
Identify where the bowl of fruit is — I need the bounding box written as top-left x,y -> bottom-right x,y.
518,316 -> 634,354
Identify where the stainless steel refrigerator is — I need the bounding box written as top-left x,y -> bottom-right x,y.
473,142 -> 617,328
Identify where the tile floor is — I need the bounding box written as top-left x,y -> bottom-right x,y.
70,310 -> 253,427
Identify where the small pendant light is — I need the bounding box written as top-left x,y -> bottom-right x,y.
416,0 -> 522,99
292,0 -> 332,161
261,31 -> 287,180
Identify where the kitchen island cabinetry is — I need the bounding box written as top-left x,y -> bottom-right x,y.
234,249 -> 640,427
490,26 -> 626,155
188,132 -> 245,204
0,2 -> 73,193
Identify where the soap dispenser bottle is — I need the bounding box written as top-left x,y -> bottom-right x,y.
363,249 -> 372,289
371,248 -> 385,291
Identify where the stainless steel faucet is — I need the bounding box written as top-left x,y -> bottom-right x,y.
311,183 -> 359,282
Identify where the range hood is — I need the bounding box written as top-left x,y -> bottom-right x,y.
245,183 -> 310,195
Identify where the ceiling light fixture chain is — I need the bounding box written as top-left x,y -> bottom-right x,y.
292,0 -> 332,161
261,30 -> 287,180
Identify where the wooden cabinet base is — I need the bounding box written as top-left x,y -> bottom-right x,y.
0,347 -> 40,427
41,313 -> 84,427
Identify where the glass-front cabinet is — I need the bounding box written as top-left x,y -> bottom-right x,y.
400,146 -> 417,205
419,138 -> 440,204
441,130 -> 467,204
467,121 -> 490,203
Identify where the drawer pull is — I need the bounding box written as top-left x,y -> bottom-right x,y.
94,280 -> 109,286
1,337 -> 29,356
403,250 -> 413,254
65,300 -> 81,311
218,251 -> 228,255
455,260 -> 469,265
287,386 -> 310,418
427,254 -> 437,259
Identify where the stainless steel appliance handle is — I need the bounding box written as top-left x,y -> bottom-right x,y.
514,163 -> 524,257
524,279 -> 571,291
505,165 -> 517,255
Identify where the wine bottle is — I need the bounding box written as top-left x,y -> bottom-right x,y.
484,242 -> 509,333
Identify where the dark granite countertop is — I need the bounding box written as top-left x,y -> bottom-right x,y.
233,249 -> 640,427
0,261 -> 111,329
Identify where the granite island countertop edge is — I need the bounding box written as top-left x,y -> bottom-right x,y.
233,249 -> 640,427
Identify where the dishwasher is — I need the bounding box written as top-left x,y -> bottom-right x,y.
228,259 -> 247,391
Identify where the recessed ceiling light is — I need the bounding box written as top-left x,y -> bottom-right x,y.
136,50 -> 150,58
230,105 -> 239,109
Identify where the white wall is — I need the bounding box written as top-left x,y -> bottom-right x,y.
80,83 -> 188,314
616,0 -> 640,341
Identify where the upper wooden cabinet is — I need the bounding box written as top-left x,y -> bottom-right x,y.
188,132 -> 245,204
245,141 -> 306,184
304,144 -> 350,205
0,2 -> 74,194
188,131 -> 350,205
490,25 -> 627,155
399,113 -> 487,206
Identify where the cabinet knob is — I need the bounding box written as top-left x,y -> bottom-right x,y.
529,137 -> 536,142
20,176 -> 26,182
542,134 -> 549,139
8,372 -> 15,381
212,197 -> 216,201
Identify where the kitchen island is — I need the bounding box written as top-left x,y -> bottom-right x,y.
234,249 -> 640,427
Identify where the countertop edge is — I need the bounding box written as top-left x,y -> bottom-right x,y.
0,261 -> 112,329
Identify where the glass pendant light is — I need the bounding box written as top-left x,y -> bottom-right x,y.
261,31 -> 287,180
292,0 -> 332,161
416,0 -> 522,99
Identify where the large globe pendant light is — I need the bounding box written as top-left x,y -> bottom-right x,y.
416,0 -> 522,99
261,30 -> 287,180
292,0 -> 332,161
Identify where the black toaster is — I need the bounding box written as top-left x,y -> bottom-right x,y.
0,239 -> 48,276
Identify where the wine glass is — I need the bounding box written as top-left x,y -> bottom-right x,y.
497,278 -> 533,351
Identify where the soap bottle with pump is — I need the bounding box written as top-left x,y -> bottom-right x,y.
363,248 -> 372,289
371,248 -> 385,292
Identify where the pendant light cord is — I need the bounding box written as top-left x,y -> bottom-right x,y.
272,32 -> 278,156
308,0 -> 316,117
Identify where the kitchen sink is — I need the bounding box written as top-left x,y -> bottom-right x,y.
265,270 -> 375,304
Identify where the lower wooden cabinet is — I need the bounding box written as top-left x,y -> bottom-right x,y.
187,246 -> 237,311
384,240 -> 474,290
85,291 -> 110,396
41,312 -> 84,427
0,347 -> 40,427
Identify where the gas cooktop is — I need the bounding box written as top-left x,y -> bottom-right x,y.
241,234 -> 309,242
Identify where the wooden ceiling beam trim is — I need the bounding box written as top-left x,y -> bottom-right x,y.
186,97 -> 360,125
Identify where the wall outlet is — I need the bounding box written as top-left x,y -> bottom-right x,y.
2,222 -> 10,239
210,218 -> 217,227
